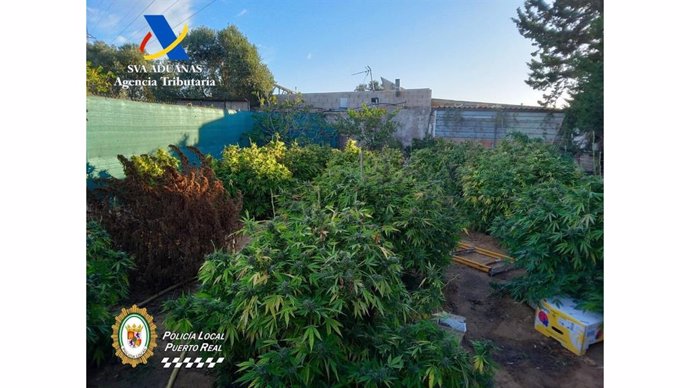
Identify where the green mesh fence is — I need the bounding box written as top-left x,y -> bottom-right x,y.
87,96 -> 253,178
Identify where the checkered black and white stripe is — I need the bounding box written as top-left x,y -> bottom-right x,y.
161,357 -> 225,368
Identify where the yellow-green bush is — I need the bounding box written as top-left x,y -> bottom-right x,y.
128,148 -> 179,183
214,138 -> 293,219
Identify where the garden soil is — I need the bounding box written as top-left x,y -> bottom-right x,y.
444,231 -> 603,388
87,284 -> 217,388
88,231 -> 603,388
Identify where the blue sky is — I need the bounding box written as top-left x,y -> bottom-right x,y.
87,0 -> 545,105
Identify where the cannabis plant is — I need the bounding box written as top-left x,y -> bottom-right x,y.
282,142 -> 335,182
461,134 -> 580,231
92,146 -> 242,288
408,138 -> 485,199
213,137 -> 292,219
128,148 -> 180,183
86,221 -> 134,366
490,177 -> 603,312
307,148 -> 462,314
165,204 -> 494,387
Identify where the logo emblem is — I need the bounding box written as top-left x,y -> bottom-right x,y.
537,310 -> 549,326
112,305 -> 158,367
139,15 -> 189,61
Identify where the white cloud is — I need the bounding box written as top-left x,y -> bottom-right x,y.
89,0 -> 200,48
114,35 -> 128,45
100,14 -> 120,30
306,52 -> 312,60
237,9 -> 248,17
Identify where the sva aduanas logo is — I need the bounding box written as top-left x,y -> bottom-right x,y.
114,14 -> 215,89
139,15 -> 189,61
111,305 -> 158,367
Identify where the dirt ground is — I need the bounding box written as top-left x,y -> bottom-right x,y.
87,284 -> 217,388
89,232 -> 603,388
444,232 -> 603,388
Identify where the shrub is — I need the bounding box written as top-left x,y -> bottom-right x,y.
408,134 -> 439,153
336,104 -> 401,150
128,148 -> 180,183
406,136 -> 602,312
214,137 -> 292,219
282,142 -> 334,182
408,138 -> 485,198
87,221 -> 134,366
490,177 -> 604,312
323,138 -> 361,167
461,135 -> 581,232
306,148 -> 462,313
247,94 -> 335,145
165,205 -> 493,387
91,146 -> 243,289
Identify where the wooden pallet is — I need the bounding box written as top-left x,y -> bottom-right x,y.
451,242 -> 515,276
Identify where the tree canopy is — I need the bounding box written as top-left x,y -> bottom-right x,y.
183,25 -> 275,105
354,80 -> 383,92
87,42 -> 151,100
514,0 -> 603,163
86,25 -> 274,106
514,0 -> 603,107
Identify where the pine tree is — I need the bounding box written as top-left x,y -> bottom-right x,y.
514,0 -> 603,171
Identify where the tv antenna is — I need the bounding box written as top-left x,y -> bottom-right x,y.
352,65 -> 373,87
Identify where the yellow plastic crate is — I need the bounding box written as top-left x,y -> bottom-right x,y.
534,297 -> 603,356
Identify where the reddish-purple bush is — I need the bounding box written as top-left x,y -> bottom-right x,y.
91,146 -> 243,289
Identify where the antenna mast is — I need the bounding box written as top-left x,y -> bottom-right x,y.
352,66 -> 373,88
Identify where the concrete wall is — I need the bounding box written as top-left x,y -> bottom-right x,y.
433,108 -> 564,147
280,89 -> 432,110
176,100 -> 251,112
393,107 -> 433,145
276,90 -> 565,147
278,89 -> 433,146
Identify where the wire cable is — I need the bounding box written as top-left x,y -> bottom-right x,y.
161,0 -> 183,15
172,0 -> 220,29
129,0 -> 183,40
89,0 -> 114,34
111,0 -> 158,44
